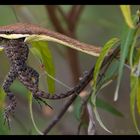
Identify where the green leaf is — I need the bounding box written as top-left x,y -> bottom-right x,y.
135,55 -> 140,115
120,5 -> 135,28
136,85 -> 140,115
28,92 -> 43,135
73,96 -> 82,121
96,97 -> 124,117
73,94 -> 124,123
91,38 -> 119,133
0,88 -> 10,134
114,15 -> 138,101
93,38 -> 119,90
97,59 -> 119,91
130,49 -> 140,134
91,92 -> 111,133
93,102 -> 112,133
136,79 -> 140,115
130,75 -> 140,134
11,80 -> 28,97
29,41 -> 55,94
129,33 -> 138,68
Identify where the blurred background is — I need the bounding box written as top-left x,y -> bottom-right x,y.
0,5 -> 140,135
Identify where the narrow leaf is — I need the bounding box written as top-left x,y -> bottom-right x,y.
91,93 -> 111,133
120,5 -> 135,28
96,97 -> 124,117
114,15 -> 138,101
93,38 -> 119,89
93,103 -> 112,133
130,75 -> 140,134
130,49 -> 140,134
73,96 -> 82,121
136,79 -> 140,115
129,33 -> 138,68
30,41 -> 55,94
28,92 -> 43,135
97,59 -> 119,91
91,38 -> 119,133
92,96 -> 112,133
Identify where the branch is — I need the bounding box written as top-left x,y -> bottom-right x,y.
77,92 -> 91,135
43,94 -> 78,135
43,47 -> 120,135
56,5 -> 69,23
76,51 -> 116,135
67,5 -> 85,31
45,5 -> 82,83
45,5 -> 67,34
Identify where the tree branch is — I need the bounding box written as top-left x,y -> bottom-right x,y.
56,5 -> 69,24
45,5 -> 67,34
43,47 -> 120,135
67,5 -> 85,31
45,5 -> 83,84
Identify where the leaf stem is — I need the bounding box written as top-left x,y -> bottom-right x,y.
29,93 -> 43,135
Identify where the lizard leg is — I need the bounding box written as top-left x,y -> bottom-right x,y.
2,66 -> 17,128
18,65 -> 39,93
18,65 -> 52,108
17,64 -> 73,103
27,66 -> 39,85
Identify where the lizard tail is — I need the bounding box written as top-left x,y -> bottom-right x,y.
36,66 -> 94,100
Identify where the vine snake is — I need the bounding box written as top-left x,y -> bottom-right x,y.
0,22 -> 101,56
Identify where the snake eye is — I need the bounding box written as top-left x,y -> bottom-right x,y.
5,31 -> 13,35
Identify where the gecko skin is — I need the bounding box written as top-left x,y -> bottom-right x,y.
2,38 -> 94,99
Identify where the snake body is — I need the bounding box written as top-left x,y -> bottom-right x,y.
0,23 -> 101,56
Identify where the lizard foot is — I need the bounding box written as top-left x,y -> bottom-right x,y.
33,94 -> 53,110
3,93 -> 17,129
